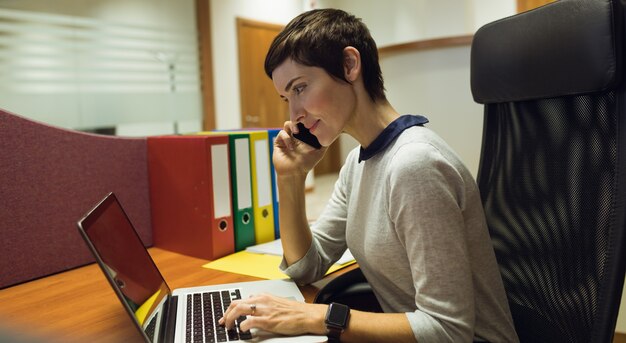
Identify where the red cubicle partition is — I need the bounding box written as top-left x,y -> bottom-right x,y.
0,109 -> 152,289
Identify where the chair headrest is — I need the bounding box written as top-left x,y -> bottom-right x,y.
471,0 -> 623,104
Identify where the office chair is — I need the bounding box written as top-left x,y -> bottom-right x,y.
314,267 -> 382,313
471,0 -> 626,342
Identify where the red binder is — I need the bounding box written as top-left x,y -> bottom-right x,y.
147,135 -> 234,260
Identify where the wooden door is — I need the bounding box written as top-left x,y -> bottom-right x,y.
237,18 -> 287,128
236,18 -> 341,175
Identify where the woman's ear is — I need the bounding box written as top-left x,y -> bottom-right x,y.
343,46 -> 361,82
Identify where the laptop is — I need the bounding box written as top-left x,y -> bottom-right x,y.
77,192 -> 325,343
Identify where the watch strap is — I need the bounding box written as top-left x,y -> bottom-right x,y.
327,325 -> 343,343
325,302 -> 350,342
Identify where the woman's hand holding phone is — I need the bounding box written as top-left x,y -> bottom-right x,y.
272,121 -> 326,178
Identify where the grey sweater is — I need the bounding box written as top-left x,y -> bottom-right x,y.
281,124 -> 519,342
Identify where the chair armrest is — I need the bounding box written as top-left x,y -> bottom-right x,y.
314,267 -> 383,312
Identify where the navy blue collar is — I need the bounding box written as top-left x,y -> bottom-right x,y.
358,114 -> 429,163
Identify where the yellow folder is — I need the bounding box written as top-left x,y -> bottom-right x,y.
246,131 -> 275,244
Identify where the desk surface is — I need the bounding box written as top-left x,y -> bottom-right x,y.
0,248 -> 355,343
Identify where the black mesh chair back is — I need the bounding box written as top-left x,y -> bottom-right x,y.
471,1 -> 626,342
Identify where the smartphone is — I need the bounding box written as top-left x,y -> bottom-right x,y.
293,122 -> 322,149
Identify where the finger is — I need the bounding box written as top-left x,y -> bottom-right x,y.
220,301 -> 243,329
283,120 -> 298,134
223,302 -> 258,330
220,298 -> 243,323
275,128 -> 295,151
239,315 -> 269,333
283,121 -> 302,150
239,317 -> 255,333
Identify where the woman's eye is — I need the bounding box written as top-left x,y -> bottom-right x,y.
294,85 -> 305,95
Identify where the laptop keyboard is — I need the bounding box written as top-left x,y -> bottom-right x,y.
185,289 -> 253,343
145,315 -> 157,342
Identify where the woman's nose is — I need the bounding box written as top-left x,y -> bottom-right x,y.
289,100 -> 305,123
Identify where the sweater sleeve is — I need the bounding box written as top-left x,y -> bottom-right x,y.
279,150 -> 356,285
388,143 -> 476,342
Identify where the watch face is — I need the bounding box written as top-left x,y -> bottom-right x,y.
327,303 -> 350,326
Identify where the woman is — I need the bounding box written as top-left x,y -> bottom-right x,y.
220,8 -> 518,343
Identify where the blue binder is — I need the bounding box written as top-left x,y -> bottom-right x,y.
265,128 -> 280,239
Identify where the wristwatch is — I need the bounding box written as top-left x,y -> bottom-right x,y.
324,302 -> 350,342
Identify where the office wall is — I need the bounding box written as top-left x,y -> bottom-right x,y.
470,0 -> 517,31
322,0 -> 472,45
0,0 -> 202,135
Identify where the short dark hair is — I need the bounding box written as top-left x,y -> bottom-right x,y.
264,8 -> 386,102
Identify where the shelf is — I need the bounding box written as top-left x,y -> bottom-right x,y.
378,34 -> 473,55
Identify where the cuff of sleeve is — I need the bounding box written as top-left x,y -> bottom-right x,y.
279,243 -> 321,285
406,311 -> 451,343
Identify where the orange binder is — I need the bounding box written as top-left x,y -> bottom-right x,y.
147,135 -> 234,260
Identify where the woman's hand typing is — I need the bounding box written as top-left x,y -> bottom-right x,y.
218,293 -> 328,336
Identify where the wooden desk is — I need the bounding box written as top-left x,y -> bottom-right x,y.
0,248 -> 355,343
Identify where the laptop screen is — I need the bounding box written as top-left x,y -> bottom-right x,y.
78,193 -> 170,342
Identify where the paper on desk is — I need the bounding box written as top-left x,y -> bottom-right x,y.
202,251 -> 355,280
245,239 -> 355,265
135,289 -> 161,326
